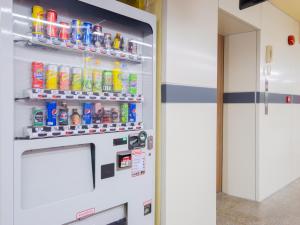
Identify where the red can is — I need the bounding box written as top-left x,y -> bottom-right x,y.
46,9 -> 58,38
59,22 -> 70,41
32,62 -> 44,89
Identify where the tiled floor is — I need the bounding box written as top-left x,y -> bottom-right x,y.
217,179 -> 300,225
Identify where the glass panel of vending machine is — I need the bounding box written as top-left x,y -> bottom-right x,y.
7,0 -> 156,224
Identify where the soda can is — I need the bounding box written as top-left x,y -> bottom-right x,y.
32,5 -> 44,37
128,103 -> 136,122
46,101 -> 57,126
111,108 -> 120,123
58,102 -> 68,126
82,22 -> 93,46
71,67 -> 82,91
102,70 -> 113,92
104,33 -> 112,49
92,24 -> 103,48
46,9 -> 58,39
59,65 -> 70,91
93,103 -> 104,124
128,40 -> 138,54
92,68 -> 102,93
59,22 -> 70,41
32,107 -> 44,127
46,64 -> 58,90
71,19 -> 82,44
128,73 -> 137,95
113,33 -> 122,50
82,103 -> 92,125
32,62 -> 44,89
120,103 -> 128,123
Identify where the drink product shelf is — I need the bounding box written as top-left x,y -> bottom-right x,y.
15,36 -> 143,64
22,122 -> 143,139
19,88 -> 144,103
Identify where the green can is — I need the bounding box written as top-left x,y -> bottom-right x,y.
102,70 -> 113,92
32,107 -> 44,127
129,73 -> 137,95
120,103 -> 128,123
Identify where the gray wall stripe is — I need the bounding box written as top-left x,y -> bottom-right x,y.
225,92 -> 298,104
161,84 -> 300,104
224,92 -> 256,103
161,84 -> 217,103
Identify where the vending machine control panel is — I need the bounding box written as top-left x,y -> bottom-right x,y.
128,131 -> 147,150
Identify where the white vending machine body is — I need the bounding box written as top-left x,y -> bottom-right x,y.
0,0 -> 156,224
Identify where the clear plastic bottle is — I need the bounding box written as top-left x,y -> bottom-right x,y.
92,59 -> 102,93
82,57 -> 93,92
121,62 -> 129,94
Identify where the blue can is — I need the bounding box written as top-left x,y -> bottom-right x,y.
46,102 -> 57,126
71,19 -> 82,44
83,103 -> 92,124
128,103 -> 136,123
82,22 -> 93,46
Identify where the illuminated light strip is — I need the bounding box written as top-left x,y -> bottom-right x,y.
14,19 -> 29,26
92,31 -> 104,36
12,32 -> 33,40
13,13 -> 71,29
130,40 -> 152,48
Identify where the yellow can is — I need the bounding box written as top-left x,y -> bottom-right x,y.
32,5 -> 44,36
46,64 -> 58,90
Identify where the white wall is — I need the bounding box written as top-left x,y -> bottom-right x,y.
162,0 -> 218,225
223,32 -> 257,200
220,0 -> 300,201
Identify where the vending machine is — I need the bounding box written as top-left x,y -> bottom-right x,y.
0,0 -> 156,224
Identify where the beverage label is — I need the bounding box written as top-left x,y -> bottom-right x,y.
71,68 -> 82,91
93,103 -> 104,124
59,66 -> 70,91
46,102 -> 57,126
113,71 -> 123,93
121,75 -> 129,94
32,62 -> 44,89
128,103 -> 136,122
120,103 -> 128,123
111,108 -> 120,123
46,65 -> 58,90
33,107 -> 44,126
129,74 -> 137,95
92,69 -> 102,93
58,109 -> 68,126
82,103 -> 92,124
102,70 -> 113,92
82,68 -> 93,92
71,110 -> 81,125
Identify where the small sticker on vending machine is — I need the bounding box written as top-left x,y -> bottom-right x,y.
131,149 -> 145,177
